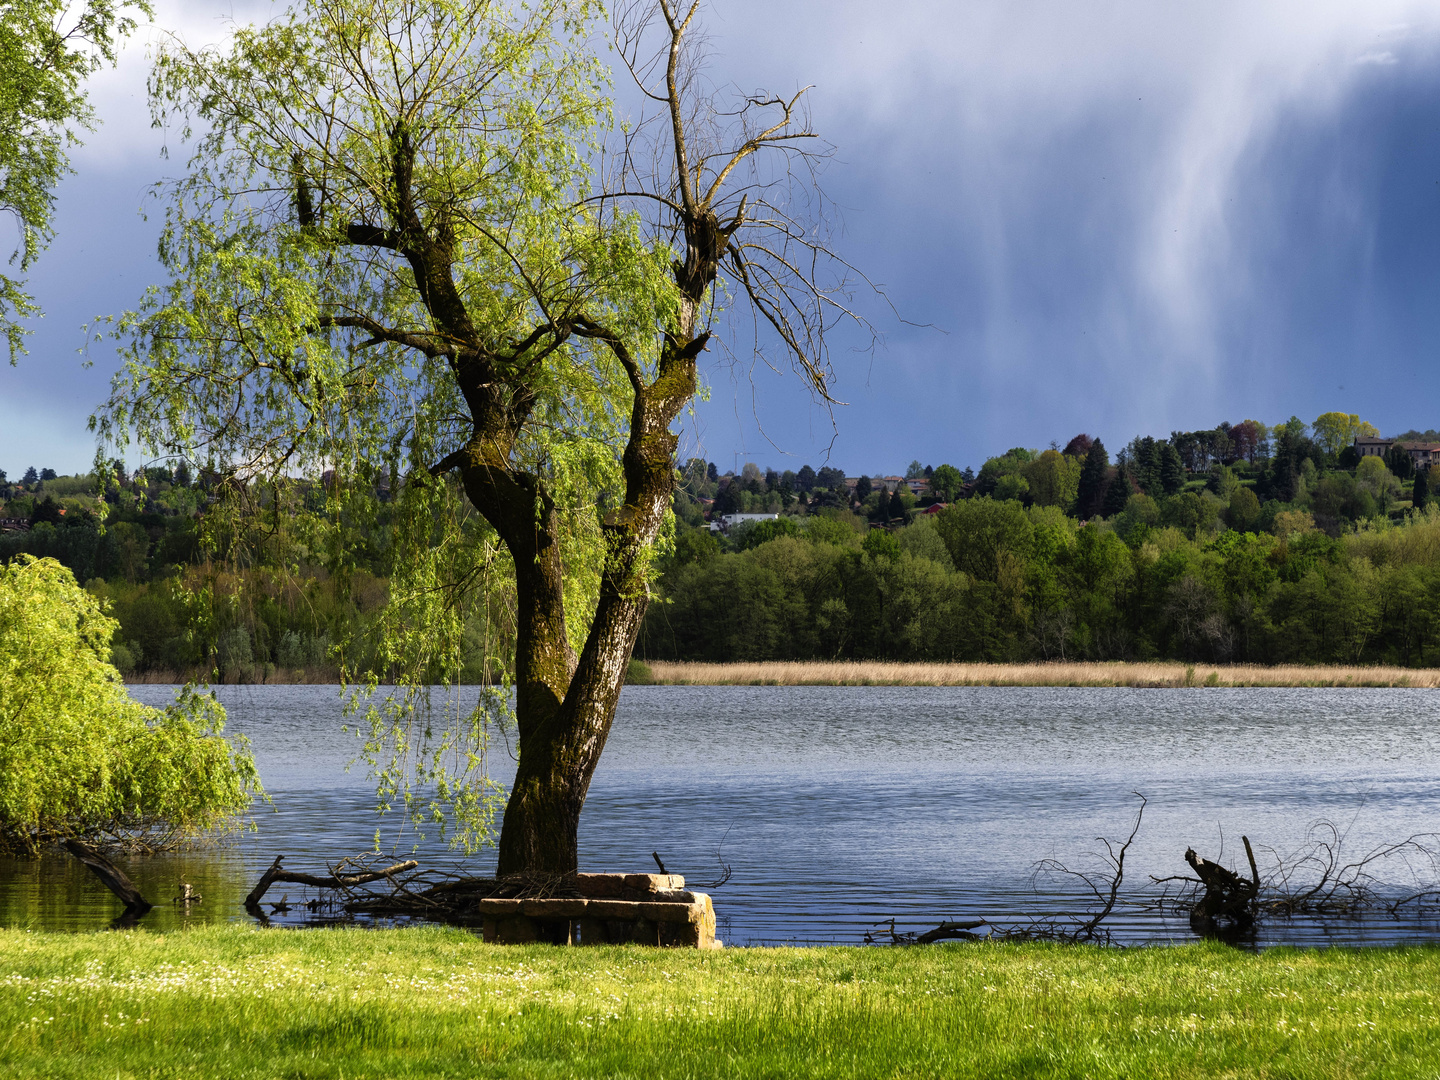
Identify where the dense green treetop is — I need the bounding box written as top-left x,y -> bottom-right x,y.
0,555 -> 259,854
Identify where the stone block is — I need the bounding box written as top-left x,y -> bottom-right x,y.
492,915 -> 539,944
625,874 -> 685,893
627,917 -> 660,945
519,899 -> 589,919
475,876 -> 715,949
476,898 -> 525,916
582,899 -> 640,919
637,901 -> 699,923
658,920 -> 702,947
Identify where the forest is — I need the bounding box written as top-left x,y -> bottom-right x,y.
7,412 -> 1440,674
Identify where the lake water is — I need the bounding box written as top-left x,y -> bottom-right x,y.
4,685 -> 1440,947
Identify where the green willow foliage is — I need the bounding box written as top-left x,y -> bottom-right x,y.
641,503 -> 1440,667
94,0 -> 673,853
0,556 -> 260,854
0,0 -> 151,358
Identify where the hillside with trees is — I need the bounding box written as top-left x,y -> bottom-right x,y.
644,414 -> 1440,666
6,412 -> 1440,673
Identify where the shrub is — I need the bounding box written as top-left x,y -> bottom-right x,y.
624,658 -> 655,685
0,556 -> 261,854
217,626 -> 253,678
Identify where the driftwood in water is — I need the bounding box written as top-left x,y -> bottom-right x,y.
1185,836 -> 1259,929
64,839 -> 152,914
244,855 -> 420,906
866,917 -> 987,945
916,919 -> 986,943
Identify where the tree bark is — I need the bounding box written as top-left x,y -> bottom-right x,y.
65,839 -> 152,913
494,339 -> 701,874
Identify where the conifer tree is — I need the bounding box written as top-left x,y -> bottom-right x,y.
1102,472 -> 1130,517
1414,468 -> 1429,512
1076,439 -> 1109,518
1160,443 -> 1186,495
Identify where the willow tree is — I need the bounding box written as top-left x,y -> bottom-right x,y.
2,0 -> 152,359
101,0 -> 861,874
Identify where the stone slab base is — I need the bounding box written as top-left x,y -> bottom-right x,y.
478,873 -> 721,949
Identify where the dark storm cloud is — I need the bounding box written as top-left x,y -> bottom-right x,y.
6,0 -> 1440,478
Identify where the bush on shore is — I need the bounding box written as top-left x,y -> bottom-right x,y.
0,556 -> 261,854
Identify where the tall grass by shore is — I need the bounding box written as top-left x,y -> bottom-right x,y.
129,660 -> 1440,688
642,660 -> 1440,688
4,925 -> 1440,1079
124,665 -> 343,685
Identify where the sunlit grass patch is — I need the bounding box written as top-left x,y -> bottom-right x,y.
3,925 -> 1440,1077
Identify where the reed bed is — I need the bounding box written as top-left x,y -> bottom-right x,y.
643,660 -> 1440,688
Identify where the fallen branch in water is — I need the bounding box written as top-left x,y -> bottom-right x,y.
998,792 -> 1149,944
65,839 -> 152,916
865,918 -> 987,945
1182,836 -> 1259,931
245,854 -> 419,907
1153,823 -> 1440,931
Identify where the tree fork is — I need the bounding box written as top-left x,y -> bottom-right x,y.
495,338 -> 701,874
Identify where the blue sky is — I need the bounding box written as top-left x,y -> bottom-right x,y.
6,0 -> 1440,480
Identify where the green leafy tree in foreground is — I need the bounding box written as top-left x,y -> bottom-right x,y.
100,0 -> 861,872
0,0 -> 151,360
0,555 -> 259,854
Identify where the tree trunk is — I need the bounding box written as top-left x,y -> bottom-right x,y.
495,343 -> 700,874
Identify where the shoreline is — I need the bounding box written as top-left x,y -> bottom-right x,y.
639,660 -> 1440,688
122,659 -> 1440,689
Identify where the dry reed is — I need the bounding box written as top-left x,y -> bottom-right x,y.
643,660 -> 1440,688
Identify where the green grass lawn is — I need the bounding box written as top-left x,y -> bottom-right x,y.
3,925 -> 1439,1078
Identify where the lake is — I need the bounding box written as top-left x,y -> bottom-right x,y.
4,684 -> 1440,947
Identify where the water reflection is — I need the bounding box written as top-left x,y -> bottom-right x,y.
4,684 -> 1440,946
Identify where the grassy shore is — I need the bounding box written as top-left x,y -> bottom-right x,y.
3,926 -> 1439,1078
642,660 -> 1440,688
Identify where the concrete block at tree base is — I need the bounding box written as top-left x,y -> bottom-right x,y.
479,876 -> 719,948
572,872 -> 685,898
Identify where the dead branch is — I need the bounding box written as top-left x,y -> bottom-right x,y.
244,854 -> 420,905
1184,837 -> 1259,931
64,839 -> 152,915
864,917 -> 987,946
1009,792 -> 1148,943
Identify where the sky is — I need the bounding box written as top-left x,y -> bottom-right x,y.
6,0 -> 1440,480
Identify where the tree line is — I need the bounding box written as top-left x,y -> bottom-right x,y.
6,411 -> 1440,672
641,413 -> 1440,666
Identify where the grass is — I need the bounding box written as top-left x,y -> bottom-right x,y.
3,926 -> 1440,1078
644,660 -> 1440,688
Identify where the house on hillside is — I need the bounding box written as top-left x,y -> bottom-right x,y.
1402,443 -> 1440,469
707,512 -> 780,534
1353,436 -> 1440,469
